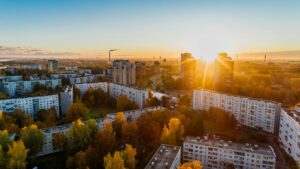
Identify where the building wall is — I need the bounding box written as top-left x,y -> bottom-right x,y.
60,86 -> 73,115
193,89 -> 281,133
0,95 -> 59,116
0,79 -> 62,96
112,60 -> 136,85
75,82 -> 108,96
69,75 -> 99,85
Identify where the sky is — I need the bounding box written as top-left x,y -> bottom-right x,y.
0,0 -> 300,60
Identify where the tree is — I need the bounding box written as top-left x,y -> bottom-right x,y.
82,87 -> 95,107
10,109 -> 33,128
66,103 -> 89,122
104,152 -> 126,169
20,124 -> 44,155
120,144 -> 137,169
160,118 -> 184,146
0,130 -> 12,152
52,133 -> 65,150
179,161 -> 202,169
0,146 -> 7,169
113,112 -> 126,139
145,90 -> 161,107
87,119 -> 98,140
66,119 -> 92,152
121,122 -> 139,146
117,95 -> 138,111
37,107 -> 57,127
7,140 -> 28,169
0,111 -> 6,130
66,151 -> 88,169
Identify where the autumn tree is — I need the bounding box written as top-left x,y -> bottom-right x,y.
120,144 -> 137,169
87,119 -> 98,139
121,122 -> 139,146
37,107 -> 58,127
66,150 -> 88,169
66,103 -> 89,122
7,140 -> 28,169
117,95 -> 138,111
20,124 -> 44,155
0,146 -> 6,169
0,130 -> 12,152
52,133 -> 65,150
145,90 -> 161,107
82,87 -> 95,107
160,118 -> 184,146
10,109 -> 33,128
66,119 -> 92,153
104,151 -> 125,169
179,161 -> 202,169
113,112 -> 126,139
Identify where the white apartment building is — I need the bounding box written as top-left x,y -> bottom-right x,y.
0,75 -> 23,82
109,83 -> 148,108
50,73 -> 77,79
112,60 -> 136,85
279,104 -> 300,165
183,136 -> 276,169
145,144 -> 181,169
0,79 -> 62,96
59,86 -> 73,115
74,82 -> 108,96
69,75 -> 100,85
38,106 -> 163,156
193,89 -> 281,133
0,95 -> 59,116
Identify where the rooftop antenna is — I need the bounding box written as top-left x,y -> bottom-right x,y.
109,49 -> 118,62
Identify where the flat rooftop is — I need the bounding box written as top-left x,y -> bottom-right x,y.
145,144 -> 180,169
184,136 -> 275,157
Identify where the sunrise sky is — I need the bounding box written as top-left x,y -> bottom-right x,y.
0,0 -> 300,59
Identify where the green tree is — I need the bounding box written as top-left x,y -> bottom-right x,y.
7,140 -> 28,169
0,130 -> 12,152
104,151 -> 125,169
20,124 -> 44,155
66,119 -> 92,152
0,145 -> 7,169
66,103 -> 89,122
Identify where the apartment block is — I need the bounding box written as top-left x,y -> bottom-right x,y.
278,104 -> 300,165
0,95 -> 59,116
59,86 -> 73,115
183,136 -> 276,169
193,89 -> 281,133
145,144 -> 181,169
69,75 -> 99,85
74,82 -> 108,96
0,75 -> 23,82
112,60 -> 136,85
0,79 -> 62,96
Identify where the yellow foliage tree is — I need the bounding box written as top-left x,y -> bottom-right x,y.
7,140 -> 28,169
20,124 -> 44,155
121,144 -> 137,169
104,151 -> 126,169
179,161 -> 202,169
115,112 -> 126,124
160,118 -> 184,145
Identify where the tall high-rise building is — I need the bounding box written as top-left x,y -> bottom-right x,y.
213,52 -> 234,92
112,60 -> 136,85
48,60 -> 59,73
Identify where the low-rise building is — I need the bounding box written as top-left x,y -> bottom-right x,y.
0,79 -> 62,96
279,104 -> 300,165
50,73 -> 77,79
0,95 -> 59,116
183,136 -> 276,169
145,144 -> 181,169
0,75 -> 23,82
38,106 -> 163,156
193,89 -> 281,133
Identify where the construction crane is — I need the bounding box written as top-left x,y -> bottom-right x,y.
109,49 -> 118,62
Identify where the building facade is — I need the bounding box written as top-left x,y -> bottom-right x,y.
145,144 -> 181,169
278,104 -> 300,165
59,86 -> 73,115
112,60 -> 136,85
50,73 -> 77,79
183,136 -> 276,169
0,95 -> 59,116
193,89 -> 281,133
0,75 -> 23,82
75,82 -> 108,96
48,60 -> 59,73
69,75 -> 99,85
0,79 -> 62,96
38,106 -> 163,156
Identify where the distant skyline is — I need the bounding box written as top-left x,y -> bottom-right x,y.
1,0 -> 300,60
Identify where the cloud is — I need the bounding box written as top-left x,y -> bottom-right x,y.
0,45 -> 80,57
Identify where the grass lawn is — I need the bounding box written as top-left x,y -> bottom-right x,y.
88,106 -> 118,119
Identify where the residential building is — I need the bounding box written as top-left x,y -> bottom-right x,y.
145,144 -> 181,169
213,52 -> 234,92
48,60 -> 59,73
0,95 -> 59,116
50,73 -> 77,79
59,86 -> 73,115
112,60 -> 136,85
0,79 -> 62,96
109,83 -> 148,108
279,103 -> 300,165
69,75 -> 99,85
75,82 -> 108,96
38,106 -> 163,156
183,136 -> 276,169
22,64 -> 42,70
193,89 -> 281,133
0,75 -> 23,82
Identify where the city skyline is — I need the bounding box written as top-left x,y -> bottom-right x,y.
1,0 -> 300,60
